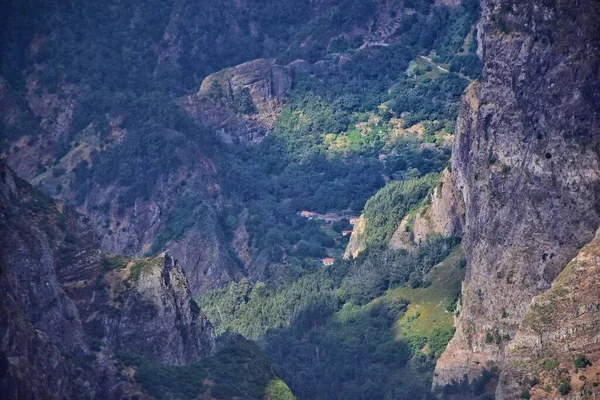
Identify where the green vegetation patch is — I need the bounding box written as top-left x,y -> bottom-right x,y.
129,260 -> 149,281
198,239 -> 461,399
389,246 -> 464,352
119,336 -> 293,400
265,378 -> 296,400
543,359 -> 560,371
363,174 -> 439,247
102,254 -> 129,272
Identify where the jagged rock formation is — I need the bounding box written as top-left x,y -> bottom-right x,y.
434,0 -> 600,396
389,169 -> 463,250
498,228 -> 600,399
345,170 -> 463,258
0,160 -> 215,398
181,58 -> 292,144
103,252 -> 216,365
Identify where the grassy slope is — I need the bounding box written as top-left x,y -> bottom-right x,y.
391,246 -> 464,339
380,246 -> 465,385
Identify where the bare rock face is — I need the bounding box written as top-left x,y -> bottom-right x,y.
343,215 -> 367,259
389,169 -> 463,250
0,160 -> 215,398
498,228 -> 600,399
434,0 -> 600,394
181,58 -> 292,144
104,253 -> 216,365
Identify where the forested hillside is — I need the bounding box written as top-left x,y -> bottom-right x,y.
199,237 -> 463,399
1,0 -> 479,290
1,0 -> 482,398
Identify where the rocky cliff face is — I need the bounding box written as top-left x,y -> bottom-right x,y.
104,252 -> 216,365
498,228 -> 600,399
434,0 -> 600,396
343,215 -> 367,259
181,58 -> 292,144
389,169 -> 463,250
0,160 -> 215,398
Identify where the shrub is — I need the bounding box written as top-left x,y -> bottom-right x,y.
485,332 -> 493,344
574,354 -> 590,368
558,380 -> 571,395
543,359 -> 560,370
103,255 -> 129,272
129,260 -> 148,281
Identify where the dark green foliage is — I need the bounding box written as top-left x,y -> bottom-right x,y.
342,235 -> 458,304
431,0 -> 481,62
543,359 -> 560,370
233,88 -> 258,115
387,73 -> 469,126
429,327 -> 456,357
574,354 -> 591,368
199,239 -> 459,400
118,336 -> 290,400
558,379 -> 571,395
129,260 -> 148,281
102,255 -> 129,272
449,53 -> 482,79
219,141 -> 386,267
264,300 -> 413,400
151,197 -> 215,254
363,174 -> 439,247
485,332 -> 493,344
472,365 -> 499,396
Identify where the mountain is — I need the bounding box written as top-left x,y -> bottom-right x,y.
0,0 -> 479,293
0,159 -> 216,398
6,0 -> 600,399
335,0 -> 600,398
428,0 -> 600,398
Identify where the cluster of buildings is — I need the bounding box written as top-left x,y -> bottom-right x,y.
297,211 -> 359,267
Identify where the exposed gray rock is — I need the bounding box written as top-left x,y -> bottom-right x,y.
389,169 -> 463,250
0,160 -> 215,398
106,252 -> 216,365
181,58 -> 292,144
434,0 -> 600,394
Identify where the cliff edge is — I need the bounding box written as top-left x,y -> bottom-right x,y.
434,0 -> 600,397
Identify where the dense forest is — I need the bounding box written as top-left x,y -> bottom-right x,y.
198,236 -> 464,399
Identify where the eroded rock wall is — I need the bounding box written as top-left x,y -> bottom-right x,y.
434,0 -> 600,394
498,228 -> 600,399
389,169 -> 463,250
181,58 -> 292,144
0,160 -> 215,398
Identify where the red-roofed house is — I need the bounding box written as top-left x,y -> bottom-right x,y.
300,211 -> 314,219
322,258 -> 335,266
342,230 -> 353,236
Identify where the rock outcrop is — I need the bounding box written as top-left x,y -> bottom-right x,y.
343,215 -> 367,259
434,0 -> 600,396
181,58 -> 292,144
103,252 -> 216,365
389,169 -> 463,250
0,160 -> 215,398
498,228 -> 600,399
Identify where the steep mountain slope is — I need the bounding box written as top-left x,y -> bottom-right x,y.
0,159 -> 215,398
1,0 -> 479,292
432,0 -> 600,396
499,229 -> 600,399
